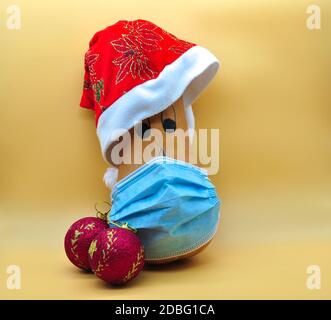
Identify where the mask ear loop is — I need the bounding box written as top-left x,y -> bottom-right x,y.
94,201 -> 137,233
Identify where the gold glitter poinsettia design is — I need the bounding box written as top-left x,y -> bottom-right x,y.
162,29 -> 195,54
169,39 -> 194,55
124,20 -> 163,52
85,51 -> 99,77
111,21 -> 163,85
83,50 -> 105,106
92,80 -> 104,103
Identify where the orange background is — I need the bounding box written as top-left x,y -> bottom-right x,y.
1,0 -> 330,299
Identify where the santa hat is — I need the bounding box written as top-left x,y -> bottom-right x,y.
80,19 -> 220,187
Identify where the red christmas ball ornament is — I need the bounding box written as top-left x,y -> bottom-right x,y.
88,227 -> 144,285
64,217 -> 108,270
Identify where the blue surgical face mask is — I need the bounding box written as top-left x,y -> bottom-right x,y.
108,156 -> 221,263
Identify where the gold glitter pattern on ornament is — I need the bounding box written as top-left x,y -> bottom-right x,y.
70,228 -> 84,266
84,223 -> 95,231
94,261 -> 105,277
107,230 -> 118,246
93,230 -> 118,277
94,249 -> 110,277
123,247 -> 144,283
71,229 -> 83,246
88,239 -> 98,259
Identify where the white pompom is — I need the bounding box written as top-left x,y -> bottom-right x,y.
103,167 -> 119,189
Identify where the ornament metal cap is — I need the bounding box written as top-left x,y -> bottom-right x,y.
94,201 -> 137,233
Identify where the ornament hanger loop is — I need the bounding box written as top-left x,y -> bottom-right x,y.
94,201 -> 111,221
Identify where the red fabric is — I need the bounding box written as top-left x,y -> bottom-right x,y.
64,217 -> 108,270
89,228 -> 144,285
80,19 -> 196,125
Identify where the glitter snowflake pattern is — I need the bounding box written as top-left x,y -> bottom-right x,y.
111,21 -> 163,84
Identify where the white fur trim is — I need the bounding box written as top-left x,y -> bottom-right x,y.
97,45 -> 220,163
103,167 -> 119,189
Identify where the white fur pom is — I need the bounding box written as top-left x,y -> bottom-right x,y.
103,167 -> 119,189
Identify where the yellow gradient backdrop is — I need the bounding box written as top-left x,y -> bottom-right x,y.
1,0 -> 330,299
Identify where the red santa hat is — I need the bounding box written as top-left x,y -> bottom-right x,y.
80,19 -> 219,183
